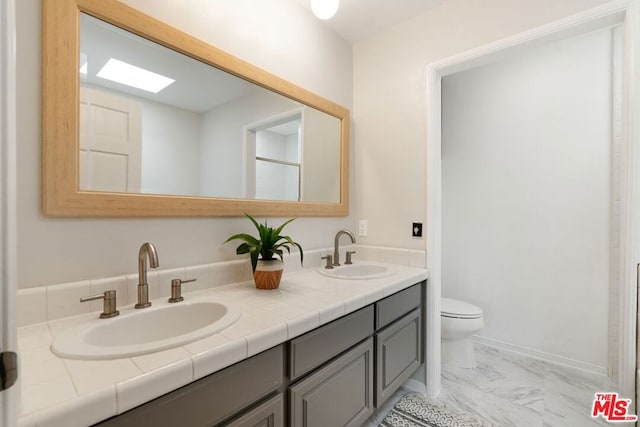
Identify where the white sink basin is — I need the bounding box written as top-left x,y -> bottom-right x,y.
51,300 -> 241,360
318,263 -> 395,280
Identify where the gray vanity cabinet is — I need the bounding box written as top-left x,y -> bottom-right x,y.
374,283 -> 423,405
375,308 -> 421,404
226,394 -> 284,427
287,306 -> 376,427
93,282 -> 425,427
289,338 -> 374,427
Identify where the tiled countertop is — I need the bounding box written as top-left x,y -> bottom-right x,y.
18,263 -> 428,427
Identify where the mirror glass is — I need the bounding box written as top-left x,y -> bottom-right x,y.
42,0 -> 348,217
78,13 -> 341,203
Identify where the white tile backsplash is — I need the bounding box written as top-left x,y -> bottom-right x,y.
184,264 -> 211,293
17,245 -> 426,327
379,247 -> 409,265
209,261 -> 237,288
355,245 -> 380,262
46,280 -> 91,320
17,287 -> 47,327
409,250 -> 427,269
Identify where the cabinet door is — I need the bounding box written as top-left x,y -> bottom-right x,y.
376,308 -> 422,405
289,338 -> 374,427
225,394 -> 284,427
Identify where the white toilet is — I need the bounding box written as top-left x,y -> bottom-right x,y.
441,298 -> 484,368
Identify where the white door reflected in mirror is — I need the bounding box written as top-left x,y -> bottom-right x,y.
79,87 -> 142,193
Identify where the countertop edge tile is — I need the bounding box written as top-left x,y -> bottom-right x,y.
286,310 -> 321,339
19,385 -> 116,427
318,300 -> 347,324
246,322 -> 288,357
343,294 -> 368,314
116,358 -> 193,414
191,337 -> 248,381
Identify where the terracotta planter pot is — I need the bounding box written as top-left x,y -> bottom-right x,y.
253,259 -> 284,290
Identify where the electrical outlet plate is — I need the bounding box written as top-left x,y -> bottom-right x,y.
358,220 -> 368,237
412,222 -> 423,238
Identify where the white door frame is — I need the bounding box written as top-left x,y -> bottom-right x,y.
425,0 -> 639,398
1,0 -> 18,424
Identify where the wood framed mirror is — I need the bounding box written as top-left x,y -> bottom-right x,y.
42,0 -> 349,217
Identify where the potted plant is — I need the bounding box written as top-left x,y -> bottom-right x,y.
225,213 -> 304,289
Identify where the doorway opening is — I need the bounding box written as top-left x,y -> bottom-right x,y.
425,2 -> 639,402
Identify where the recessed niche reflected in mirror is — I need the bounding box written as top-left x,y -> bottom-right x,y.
254,117 -> 301,201
79,13 -> 341,203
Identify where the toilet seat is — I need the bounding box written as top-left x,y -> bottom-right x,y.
441,298 -> 483,319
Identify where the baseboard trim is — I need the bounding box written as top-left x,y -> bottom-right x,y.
404,378 -> 428,395
473,335 -> 609,378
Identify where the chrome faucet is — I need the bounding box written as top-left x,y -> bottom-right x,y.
333,229 -> 356,266
136,242 -> 159,309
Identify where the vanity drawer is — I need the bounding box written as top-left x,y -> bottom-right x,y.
288,305 -> 374,381
375,283 -> 422,330
95,345 -> 284,427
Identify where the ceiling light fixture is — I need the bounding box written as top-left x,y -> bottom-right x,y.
310,0 -> 339,20
96,58 -> 175,94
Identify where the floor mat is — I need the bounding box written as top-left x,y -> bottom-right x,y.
379,393 -> 488,427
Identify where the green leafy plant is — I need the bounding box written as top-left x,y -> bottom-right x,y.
224,213 -> 304,272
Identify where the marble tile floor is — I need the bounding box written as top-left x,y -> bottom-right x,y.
364,343 -> 630,427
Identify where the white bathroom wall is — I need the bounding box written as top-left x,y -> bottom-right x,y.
353,0 -> 616,250
16,0 -> 353,288
302,107 -> 341,203
441,28 -> 613,370
140,100 -> 202,196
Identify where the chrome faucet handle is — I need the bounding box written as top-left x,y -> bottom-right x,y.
80,290 -> 119,319
321,255 -> 334,269
345,251 -> 356,265
168,278 -> 196,303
